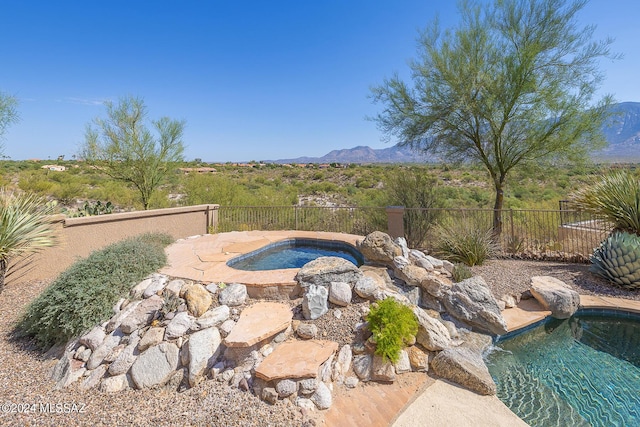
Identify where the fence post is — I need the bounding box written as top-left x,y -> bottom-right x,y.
295,206 -> 299,230
386,206 -> 405,239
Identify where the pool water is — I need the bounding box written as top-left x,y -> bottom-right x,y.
486,313 -> 640,426
227,239 -> 364,271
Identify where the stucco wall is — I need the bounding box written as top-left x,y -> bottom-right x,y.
9,204 -> 219,284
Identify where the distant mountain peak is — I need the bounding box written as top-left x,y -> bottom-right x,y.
268,102 -> 640,164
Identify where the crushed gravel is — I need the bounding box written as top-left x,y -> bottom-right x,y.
1,259 -> 638,426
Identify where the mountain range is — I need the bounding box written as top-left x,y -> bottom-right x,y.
270,102 -> 640,164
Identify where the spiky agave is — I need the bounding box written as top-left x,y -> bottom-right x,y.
590,231 -> 640,290
0,189 -> 58,293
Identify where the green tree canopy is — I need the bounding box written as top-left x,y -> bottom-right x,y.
82,96 -> 186,209
372,0 -> 617,234
0,91 -> 19,155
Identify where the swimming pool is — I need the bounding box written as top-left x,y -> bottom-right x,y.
227,238 -> 364,271
486,310 -> 640,426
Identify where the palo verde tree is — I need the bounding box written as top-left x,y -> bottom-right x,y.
82,96 -> 185,209
372,0 -> 617,235
0,91 -> 19,155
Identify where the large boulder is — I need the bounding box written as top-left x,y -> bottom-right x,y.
430,347 -> 496,396
413,307 -> 452,351
357,231 -> 402,266
530,276 -> 580,319
441,276 -> 508,335
394,264 -> 429,288
130,342 -> 180,389
188,327 -> 222,387
295,257 -> 363,288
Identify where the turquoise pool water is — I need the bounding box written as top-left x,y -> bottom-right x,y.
227,239 -> 364,271
486,312 -> 640,426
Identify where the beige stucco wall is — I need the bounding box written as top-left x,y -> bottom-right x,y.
9,204 -> 219,285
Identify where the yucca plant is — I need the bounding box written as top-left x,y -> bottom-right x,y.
0,189 -> 58,294
590,231 -> 640,289
572,171 -> 640,235
433,221 -> 498,266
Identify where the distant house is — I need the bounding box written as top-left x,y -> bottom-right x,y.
177,167 -> 217,174
41,164 -> 66,172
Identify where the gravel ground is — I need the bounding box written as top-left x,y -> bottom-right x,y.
1,259 -> 638,427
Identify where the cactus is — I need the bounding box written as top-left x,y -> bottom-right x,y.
590,231 -> 640,289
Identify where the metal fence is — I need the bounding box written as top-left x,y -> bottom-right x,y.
408,207 -> 610,262
216,206 -> 388,236
216,205 -> 611,262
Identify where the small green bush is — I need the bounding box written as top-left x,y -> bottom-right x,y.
366,298 -> 418,363
434,222 -> 497,266
451,263 -> 473,282
17,232 -> 173,349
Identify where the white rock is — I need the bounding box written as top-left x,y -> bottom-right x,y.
276,379 -> 297,398
354,276 -> 379,300
344,376 -> 359,388
194,305 -> 230,330
310,381 -> 332,410
79,326 -> 106,351
86,332 -> 122,370
106,300 -> 141,333
205,283 -> 219,294
393,256 -> 410,270
188,327 -> 222,387
219,319 -> 235,337
296,397 -> 316,411
130,342 -> 180,389
165,311 -> 194,339
99,374 -> 130,393
138,327 -> 165,352
329,281 -> 352,306
80,364 -> 108,390
109,333 -> 141,376
165,279 -> 185,297
302,284 -> 329,320
353,354 -> 372,381
394,349 -> 411,374
142,274 -> 169,298
218,283 -> 247,306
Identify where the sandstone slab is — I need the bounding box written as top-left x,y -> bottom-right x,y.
225,302 -> 292,348
255,340 -> 338,381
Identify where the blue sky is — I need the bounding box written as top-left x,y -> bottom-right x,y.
1,0 -> 638,162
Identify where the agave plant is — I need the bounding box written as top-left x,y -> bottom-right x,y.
0,189 -> 58,294
572,171 -> 640,235
590,231 -> 640,289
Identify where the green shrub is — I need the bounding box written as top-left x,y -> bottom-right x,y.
451,263 -> 473,282
434,222 -> 497,266
17,232 -> 173,349
366,298 -> 418,363
572,171 -> 640,235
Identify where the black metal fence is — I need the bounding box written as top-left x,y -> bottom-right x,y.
216,206 -> 387,236
216,205 -> 611,262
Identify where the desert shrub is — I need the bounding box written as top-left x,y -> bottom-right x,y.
572,171 -> 640,235
17,232 -> 173,349
366,297 -> 418,363
434,221 -> 497,266
451,263 -> 473,282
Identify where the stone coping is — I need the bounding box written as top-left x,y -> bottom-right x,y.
160,231 -> 363,299
502,295 -> 640,333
